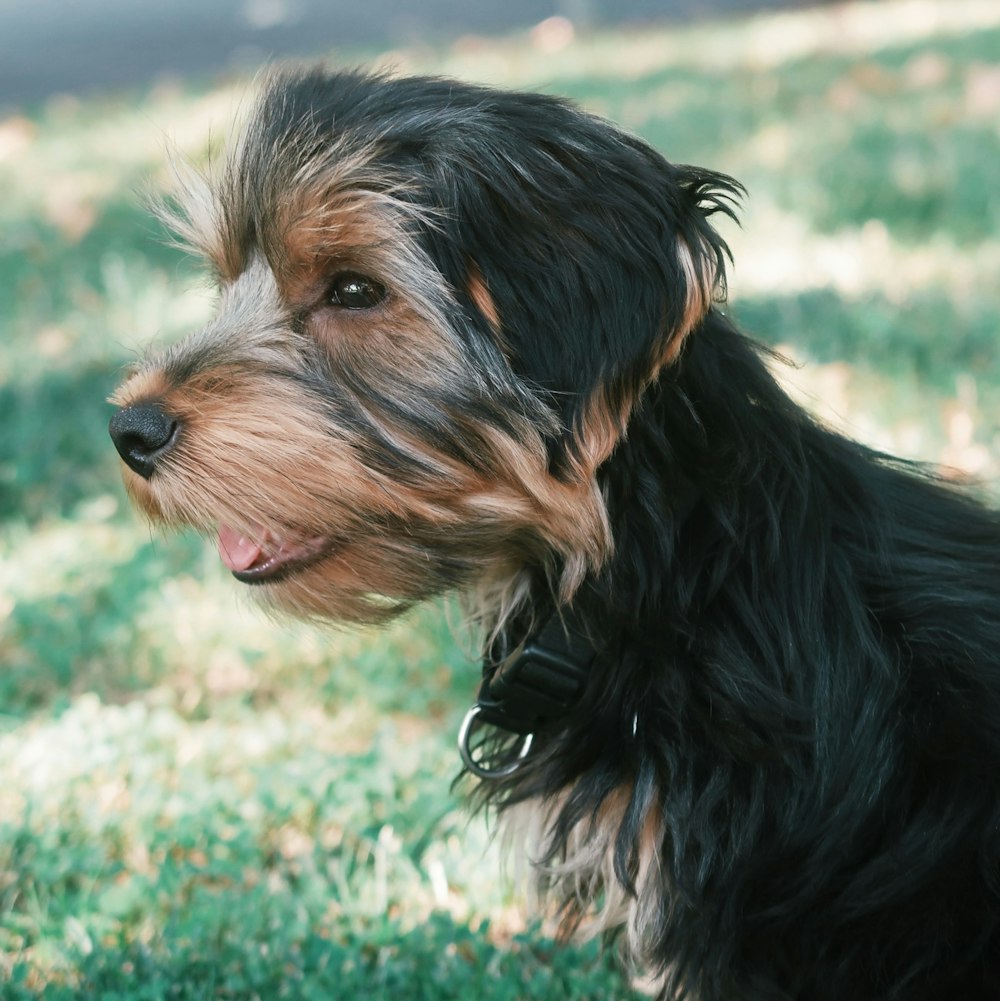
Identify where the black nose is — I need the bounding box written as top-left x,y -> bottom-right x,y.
109,403 -> 179,479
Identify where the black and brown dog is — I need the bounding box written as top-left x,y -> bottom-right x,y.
109,68 -> 1000,1000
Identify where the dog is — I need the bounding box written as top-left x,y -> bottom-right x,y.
109,68 -> 1000,1000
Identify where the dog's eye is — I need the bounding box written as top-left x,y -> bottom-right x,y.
327,273 -> 387,310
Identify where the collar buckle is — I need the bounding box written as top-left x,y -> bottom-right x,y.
457,611 -> 596,779
475,630 -> 591,734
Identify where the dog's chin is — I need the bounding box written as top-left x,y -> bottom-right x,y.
217,527 -> 439,624
217,524 -> 333,585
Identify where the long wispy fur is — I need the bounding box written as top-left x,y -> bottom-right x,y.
111,68 -> 1000,1000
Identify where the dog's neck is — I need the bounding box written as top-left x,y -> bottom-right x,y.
482,476 -> 702,714
465,310 -> 806,778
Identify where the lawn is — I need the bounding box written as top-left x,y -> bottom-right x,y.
2,0 -> 999,996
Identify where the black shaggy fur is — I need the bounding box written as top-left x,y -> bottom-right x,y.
112,70 -> 1000,1000
531,319 -> 1000,998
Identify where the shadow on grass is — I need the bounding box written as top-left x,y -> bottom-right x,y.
1,194 -> 192,331
0,363 -> 124,524
804,121 -> 1000,244
1,193 -> 200,527
732,286 -> 1000,391
6,912 -> 639,1001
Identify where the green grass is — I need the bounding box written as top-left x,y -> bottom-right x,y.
2,0 -> 999,996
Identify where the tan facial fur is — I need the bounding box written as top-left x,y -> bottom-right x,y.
117,160 -> 612,624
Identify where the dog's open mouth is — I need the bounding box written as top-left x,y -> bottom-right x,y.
217,524 -> 329,584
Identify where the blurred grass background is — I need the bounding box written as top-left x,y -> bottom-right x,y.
1,0 -> 999,996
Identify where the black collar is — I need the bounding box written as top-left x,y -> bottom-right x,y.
457,605 -> 598,779
474,604 -> 598,736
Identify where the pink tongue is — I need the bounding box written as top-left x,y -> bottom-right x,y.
217,525 -> 264,572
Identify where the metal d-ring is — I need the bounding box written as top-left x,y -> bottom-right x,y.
457,705 -> 534,780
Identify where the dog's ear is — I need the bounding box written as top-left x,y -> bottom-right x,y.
421,96 -> 743,474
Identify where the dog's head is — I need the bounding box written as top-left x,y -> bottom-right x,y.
110,68 -> 740,622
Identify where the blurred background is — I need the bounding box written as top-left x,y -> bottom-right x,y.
1,1 -> 998,997
3,0 -> 821,108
